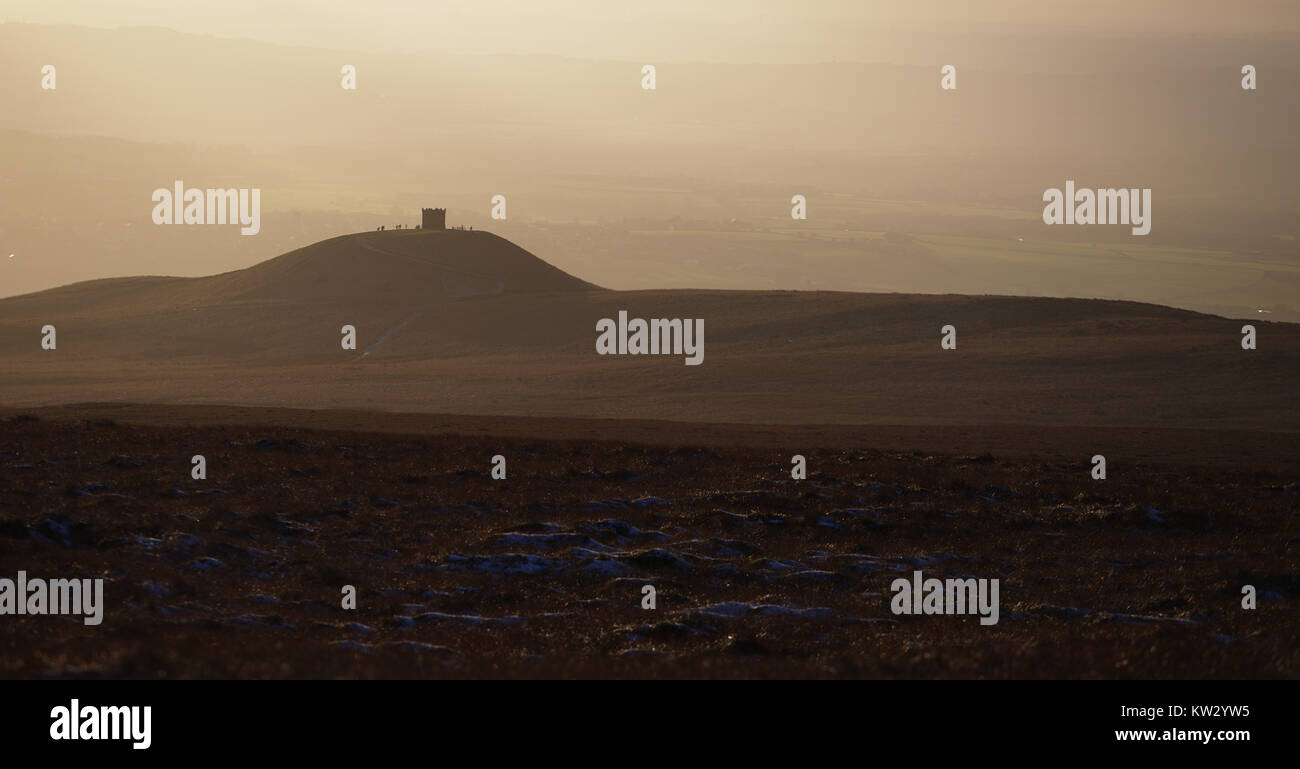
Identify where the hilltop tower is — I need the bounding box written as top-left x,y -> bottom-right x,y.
422,207 -> 446,230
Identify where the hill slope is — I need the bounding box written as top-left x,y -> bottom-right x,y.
0,229 -> 602,360
0,230 -> 1296,430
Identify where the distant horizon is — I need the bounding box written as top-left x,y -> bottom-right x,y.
5,225 -> 1295,329
5,19 -> 1298,68
2,10 -> 1296,318
3,0 -> 1298,63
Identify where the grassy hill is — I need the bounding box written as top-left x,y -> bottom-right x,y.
0,229 -> 1295,430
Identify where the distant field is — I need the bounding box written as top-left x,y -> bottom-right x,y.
530,223 -> 1300,321
914,234 -> 1300,319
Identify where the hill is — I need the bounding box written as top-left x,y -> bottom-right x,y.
0,229 -> 1296,430
0,229 -> 601,360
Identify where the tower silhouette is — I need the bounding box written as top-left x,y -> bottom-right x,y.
421,207 -> 446,230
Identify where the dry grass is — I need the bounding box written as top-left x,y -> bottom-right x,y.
0,413 -> 1295,679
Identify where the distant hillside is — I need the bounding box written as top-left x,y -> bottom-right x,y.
0,230 -> 1296,430
0,229 -> 602,363
2,229 -> 599,309
229,228 -> 603,300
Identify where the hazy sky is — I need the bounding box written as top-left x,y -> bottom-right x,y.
1,2 -> 1295,308
4,0 -> 1297,61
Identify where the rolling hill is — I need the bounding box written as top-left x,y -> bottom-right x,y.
0,229 -> 1296,430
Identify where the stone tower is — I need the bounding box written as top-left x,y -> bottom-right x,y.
421,207 -> 446,230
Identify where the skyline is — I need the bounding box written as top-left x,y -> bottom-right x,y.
3,1 -> 1299,63
2,11 -> 1296,317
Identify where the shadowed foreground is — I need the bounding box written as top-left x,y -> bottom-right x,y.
0,411 -> 1295,679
